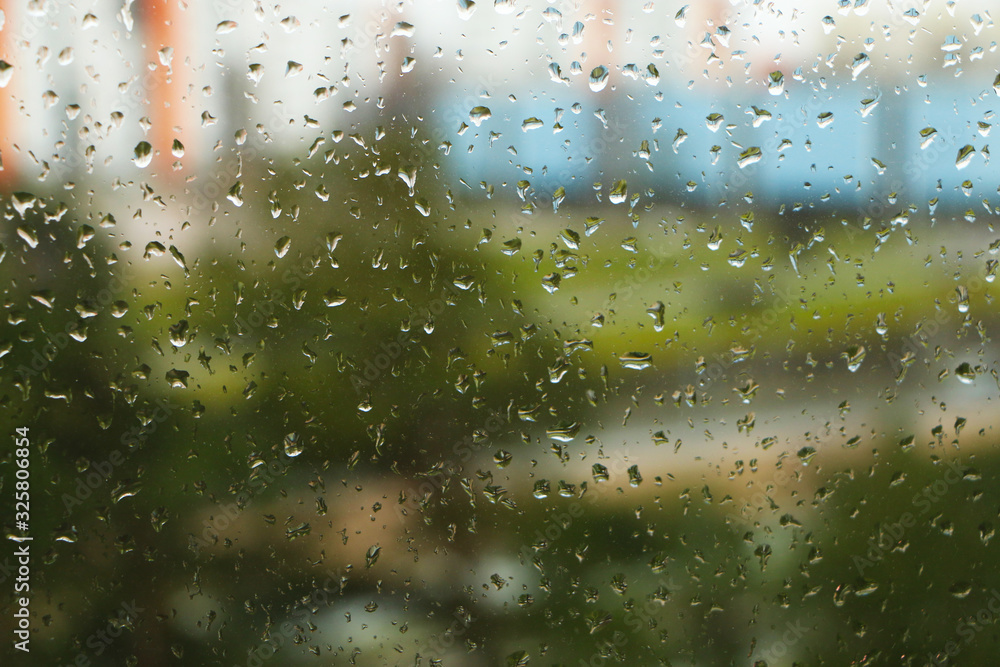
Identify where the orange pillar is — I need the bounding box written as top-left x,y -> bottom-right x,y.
140,0 -> 192,176
0,0 -> 16,188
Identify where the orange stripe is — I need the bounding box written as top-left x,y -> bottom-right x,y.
142,0 -> 190,176
0,0 -> 15,188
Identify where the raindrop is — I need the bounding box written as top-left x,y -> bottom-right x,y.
672,128 -> 688,151
501,238 -> 522,255
166,369 -> 190,389
494,0 -> 516,14
391,21 -> 415,37
283,432 -> 304,457
274,236 -> 292,258
323,289 -> 347,307
457,0 -> 477,19
767,71 -> 784,95
133,141 -> 153,168
955,145 -> 975,169
674,5 -> 689,27
589,66 -> 609,92
546,422 -> 580,442
619,352 -> 652,370
737,147 -> 763,168
469,106 -> 492,126
919,127 -> 938,149
168,320 -> 189,348
521,117 -> 543,132
850,53 -> 870,79
365,544 -> 381,568
956,285 -> 970,313
843,345 -> 866,372
609,179 -> 628,204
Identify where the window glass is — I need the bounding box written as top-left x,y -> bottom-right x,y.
2,2 -> 998,665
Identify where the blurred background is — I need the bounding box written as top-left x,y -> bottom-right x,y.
1,0 -> 999,664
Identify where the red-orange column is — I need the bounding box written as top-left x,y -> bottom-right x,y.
140,0 -> 192,176
0,0 -> 16,189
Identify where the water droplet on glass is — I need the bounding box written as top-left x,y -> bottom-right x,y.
950,582 -> 972,598
168,320 -> 189,348
919,126 -> 938,149
133,141 -> 152,168
956,285 -> 970,313
609,179 -> 628,204
546,422 -> 580,442
457,0 -> 477,20
382,20 -> 412,39
767,71 -> 784,95
166,369 -> 189,388
737,147 -> 762,168
469,106 -> 491,126
619,352 -> 652,370
955,362 -> 976,384
589,66 -> 609,92
365,544 -> 381,568
521,116 -> 543,132
274,236 -> 292,258
646,301 -> 665,331
494,0 -> 516,15
283,432 -> 304,457
674,5 -> 689,27
850,53 -> 870,79
144,241 -> 166,259
843,345 -> 866,372
501,238 -> 521,255
541,273 -> 561,293
955,145 -> 976,169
